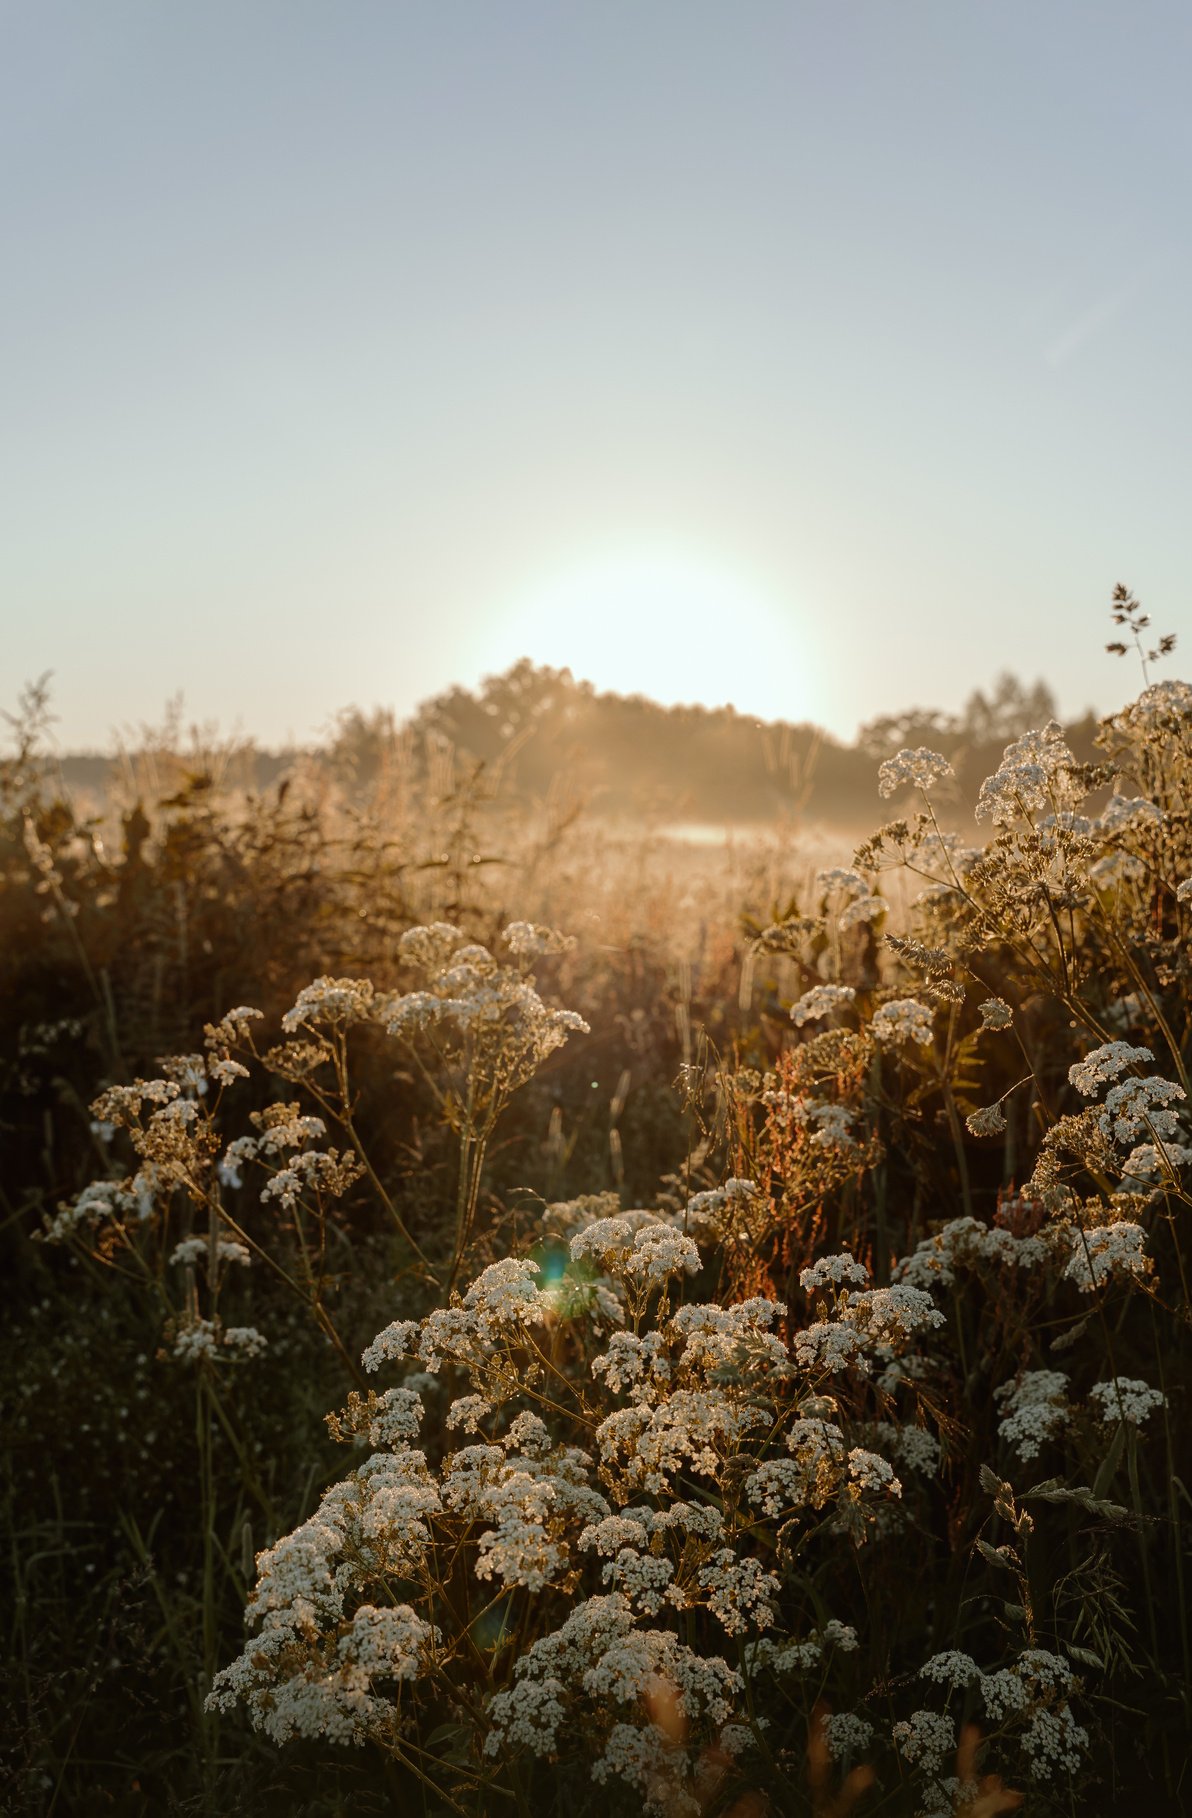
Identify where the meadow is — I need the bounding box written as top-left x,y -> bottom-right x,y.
3,626 -> 1191,1815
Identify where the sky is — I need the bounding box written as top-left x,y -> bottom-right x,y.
2,1 -> 1189,752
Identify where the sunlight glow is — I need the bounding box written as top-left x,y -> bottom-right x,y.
484,547 -> 818,724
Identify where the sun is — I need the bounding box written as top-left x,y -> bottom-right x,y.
483,546 -> 816,723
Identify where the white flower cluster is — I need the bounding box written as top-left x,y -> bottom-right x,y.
819,1710 -> 874,1761
790,983 -> 856,1027
1068,1042 -> 1154,1097
173,1319 -> 268,1364
793,1274 -> 944,1377
975,723 -> 1081,825
169,1236 -> 251,1269
570,1218 -> 702,1286
1063,1221 -> 1153,1293
1096,793 -> 1163,834
870,998 -> 935,1047
978,996 -> 1013,1031
282,976 -> 376,1033
1120,1139 -> 1192,1184
815,867 -> 870,900
919,1650 -> 981,1689
1098,1076 -> 1185,1146
484,1592 -> 740,1771
877,747 -> 955,800
1087,1377 -> 1166,1426
839,892 -> 888,931
383,924 -> 590,1081
913,1647 -> 1090,1782
994,1370 -> 1070,1461
980,1650 -> 1089,1777
1113,677 -> 1192,733
697,1550 -> 781,1635
799,1252 -> 870,1293
363,1255 -> 549,1376
894,1216 -> 1056,1292
681,1177 -> 756,1239
502,920 -> 577,958
892,1707 -> 955,1777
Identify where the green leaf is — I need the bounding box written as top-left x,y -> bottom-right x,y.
1093,1423 -> 1127,1500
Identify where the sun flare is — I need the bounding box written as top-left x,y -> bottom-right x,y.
485,547 -> 817,724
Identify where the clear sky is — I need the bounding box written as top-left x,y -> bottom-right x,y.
2,2 -> 1189,751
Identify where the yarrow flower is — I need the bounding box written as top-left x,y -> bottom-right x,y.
790,984 -> 856,1027
1087,1378 -> 1166,1426
978,997 -> 1013,1031
995,1370 -> 1071,1461
1097,1076 -> 1185,1145
799,1252 -> 869,1293
870,999 -> 934,1047
877,748 -> 954,799
1063,1221 -> 1153,1292
975,722 -> 1080,825
1068,1042 -> 1154,1098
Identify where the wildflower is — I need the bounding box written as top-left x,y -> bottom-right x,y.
1095,793 -> 1164,834
1098,1076 -> 1185,1145
1063,1221 -> 1153,1292
919,1651 -> 982,1689
819,1711 -> 874,1762
1120,1139 -> 1192,1183
622,1224 -> 702,1285
169,1236 -> 251,1268
877,748 -> 954,799
1067,1042 -> 1154,1097
398,922 -> 465,970
1087,1377 -> 1166,1426
281,977 -> 376,1033
893,1709 -> 956,1777
975,723 -> 1081,825
995,1370 -> 1070,1460
1177,877 -> 1192,904
815,867 -> 870,899
445,1393 -> 495,1433
870,998 -> 935,1047
966,1102 -> 1007,1137
799,1252 -> 869,1293
697,1551 -> 780,1635
503,921 -> 577,957
847,1448 -> 902,1497
790,983 -> 856,1027
839,893 -> 888,930
204,1005 -> 264,1050
978,997 -> 1013,1031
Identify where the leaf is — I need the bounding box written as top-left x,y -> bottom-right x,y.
1092,1422 -> 1127,1500
1064,1644 -> 1105,1671
1002,1602 -> 1027,1623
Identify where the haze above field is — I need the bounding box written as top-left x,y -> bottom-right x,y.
4,3 -> 1190,749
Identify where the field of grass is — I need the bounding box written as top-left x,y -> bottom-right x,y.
3,656 -> 1191,1815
